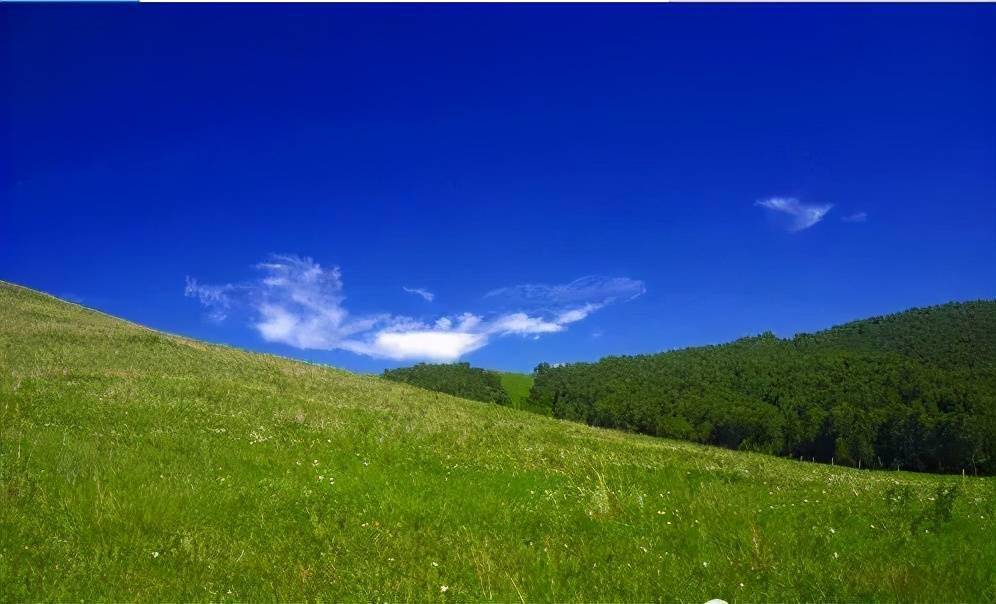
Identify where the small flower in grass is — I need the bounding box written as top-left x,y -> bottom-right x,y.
431,561 -> 439,567
152,551 -> 160,558
829,527 -> 835,534
833,552 -> 839,559
702,561 -> 709,567
440,585 -> 448,593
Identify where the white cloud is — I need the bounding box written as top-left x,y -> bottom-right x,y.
364,331 -> 488,362
186,255 -> 643,362
402,286 -> 435,302
755,197 -> 833,232
841,211 -> 868,223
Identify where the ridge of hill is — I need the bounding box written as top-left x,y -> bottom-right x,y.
1,282 -> 993,601
794,300 -> 996,368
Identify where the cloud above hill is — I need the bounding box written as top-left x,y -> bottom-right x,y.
402,286 -> 434,302
186,255 -> 644,362
755,197 -> 833,232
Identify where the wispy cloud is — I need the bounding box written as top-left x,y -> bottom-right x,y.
402,286 -> 435,302
755,197 -> 833,232
186,255 -> 644,362
486,276 -> 645,306
184,277 -> 236,322
841,211 -> 867,223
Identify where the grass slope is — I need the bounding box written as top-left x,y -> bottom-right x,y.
499,372 -> 534,409
1,282 -> 994,601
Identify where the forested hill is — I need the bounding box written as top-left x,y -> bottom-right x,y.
794,301 -> 996,369
528,301 -> 996,475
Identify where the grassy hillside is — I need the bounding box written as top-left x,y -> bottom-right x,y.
499,372 -> 534,410
1,282 -> 994,601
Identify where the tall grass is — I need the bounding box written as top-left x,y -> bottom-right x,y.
1,283 -> 993,601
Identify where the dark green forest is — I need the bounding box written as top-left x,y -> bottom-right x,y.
528,301 -> 996,474
382,362 -> 510,406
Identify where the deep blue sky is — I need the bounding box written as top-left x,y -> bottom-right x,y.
3,5 -> 994,373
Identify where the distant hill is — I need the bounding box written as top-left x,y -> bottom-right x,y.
382,362 -> 510,406
529,301 -> 996,474
1,282 -> 994,601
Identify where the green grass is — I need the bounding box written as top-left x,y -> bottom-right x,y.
498,372 -> 534,410
1,282 -> 994,601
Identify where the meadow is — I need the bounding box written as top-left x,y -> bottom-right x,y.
498,372 -> 533,410
1,282 -> 994,601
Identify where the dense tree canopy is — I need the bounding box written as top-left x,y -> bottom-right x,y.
528,301 -> 996,474
383,362 -> 510,406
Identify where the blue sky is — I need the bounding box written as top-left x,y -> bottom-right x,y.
3,5 -> 994,373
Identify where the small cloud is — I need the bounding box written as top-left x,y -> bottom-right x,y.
402,286 -> 434,302
488,312 -> 564,335
841,211 -> 867,223
556,302 -> 603,325
591,329 -> 604,339
186,256 -> 642,362
755,197 -> 833,232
